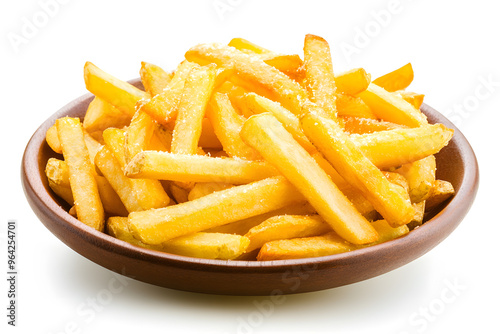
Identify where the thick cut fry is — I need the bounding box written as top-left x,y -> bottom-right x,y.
107,217 -> 249,259
399,91 -> 425,109
103,128 -> 171,209
46,124 -> 62,154
358,83 -> 427,127
206,203 -> 316,235
46,158 -> 74,205
84,62 -> 148,117
396,156 -> 437,203
125,151 -> 279,184
352,124 -> 453,169
140,62 -> 172,96
83,97 -> 131,134
83,131 -> 102,164
245,215 -> 331,252
140,61 -> 197,124
171,65 -> 217,155
336,94 -> 377,119
228,37 -> 272,54
258,232 -> 355,261
365,219 -> 410,245
207,92 -> 261,160
242,93 -> 316,153
373,63 -> 414,92
125,110 -> 157,162
95,146 -> 143,213
341,116 -> 406,135
94,176 -> 128,217
303,34 -> 337,118
240,113 -> 378,244
188,182 -> 234,201
335,68 -> 371,96
185,43 -> 309,117
128,176 -> 305,244
425,180 -> 455,211
301,112 -> 415,227
261,54 -> 304,78
56,117 -> 105,231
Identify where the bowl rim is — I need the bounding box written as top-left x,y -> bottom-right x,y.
21,80 -> 480,275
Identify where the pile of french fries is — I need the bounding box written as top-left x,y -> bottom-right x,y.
45,35 -> 455,261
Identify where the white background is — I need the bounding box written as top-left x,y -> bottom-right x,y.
1,0 -> 498,333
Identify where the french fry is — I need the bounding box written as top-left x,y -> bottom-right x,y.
140,61 -> 197,124
399,91 -> 425,109
395,155 -> 436,203
125,110 -> 157,163
303,34 -> 337,118
46,124 -> 62,154
240,113 -> 378,244
83,97 -> 131,134
357,83 -> 427,127
84,62 -> 148,117
83,131 -> 102,164
94,176 -> 128,217
228,37 -> 272,54
336,94 -> 377,119
102,128 -> 171,209
341,116 -> 405,135
301,112 -> 415,227
352,123 -> 453,169
151,124 -> 172,151
425,180 -> 455,211
107,217 -> 161,249
335,68 -> 371,96
207,92 -> 261,160
407,201 -> 426,230
56,117 -> 105,231
187,182 -> 234,201
245,215 -> 331,252
169,183 -> 189,204
95,146 -> 143,213
206,202 -> 316,235
241,92 -> 316,153
198,118 -> 223,149
185,43 -> 309,117
139,61 -> 172,96
171,64 -> 217,155
128,176 -> 306,244
46,158 -> 74,205
125,151 -> 279,184
373,63 -> 414,92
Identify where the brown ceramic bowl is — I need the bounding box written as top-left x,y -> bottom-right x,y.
22,80 -> 479,295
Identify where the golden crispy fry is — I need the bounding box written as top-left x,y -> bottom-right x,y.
335,68 -> 371,96
303,34 -> 337,118
301,112 -> 415,227
185,43 -> 309,117
95,146 -> 143,213
373,63 -> 414,92
56,117 -> 105,231
358,83 -> 427,127
125,111 -> 157,162
102,128 -> 171,209
261,54 -> 304,78
140,61 -> 172,96
46,124 -> 62,154
365,219 -> 409,245
169,183 -> 189,204
407,201 -> 426,230
46,158 -> 74,205
228,37 -> 272,54
206,203 -> 316,235
425,180 -> 455,211
207,92 -> 261,160
84,62 -> 148,117
94,176 -> 128,217
258,232 -> 355,261
341,116 -> 406,135
83,97 -> 131,134
171,64 -> 217,155
125,151 -> 279,184
336,94 -> 377,119
140,61 -> 197,124
128,176 -> 305,244
241,93 -> 316,153
352,124 -> 453,169
240,113 -> 378,244
399,91 -> 425,109
245,215 -> 331,252
107,217 -> 159,249
83,131 -> 102,164
395,155 -> 436,203
188,182 -> 234,201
